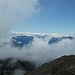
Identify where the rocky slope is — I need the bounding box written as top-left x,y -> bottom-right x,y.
25,55 -> 75,75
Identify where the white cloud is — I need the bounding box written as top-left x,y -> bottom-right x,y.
0,0 -> 39,37
0,36 -> 75,66
13,69 -> 26,75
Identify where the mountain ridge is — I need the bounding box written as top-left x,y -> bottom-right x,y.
25,55 -> 75,75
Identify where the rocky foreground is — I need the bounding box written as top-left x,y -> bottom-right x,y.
0,55 -> 75,75
25,55 -> 75,75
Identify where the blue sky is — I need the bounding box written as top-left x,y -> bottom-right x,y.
12,0 -> 75,35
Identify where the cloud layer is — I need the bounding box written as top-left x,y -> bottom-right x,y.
0,36 -> 75,66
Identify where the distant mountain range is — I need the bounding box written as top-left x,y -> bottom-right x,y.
0,32 -> 74,48
11,32 -> 74,47
49,36 -> 74,44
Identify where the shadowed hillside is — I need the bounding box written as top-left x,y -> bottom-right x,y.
25,55 -> 75,75
0,58 -> 36,75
